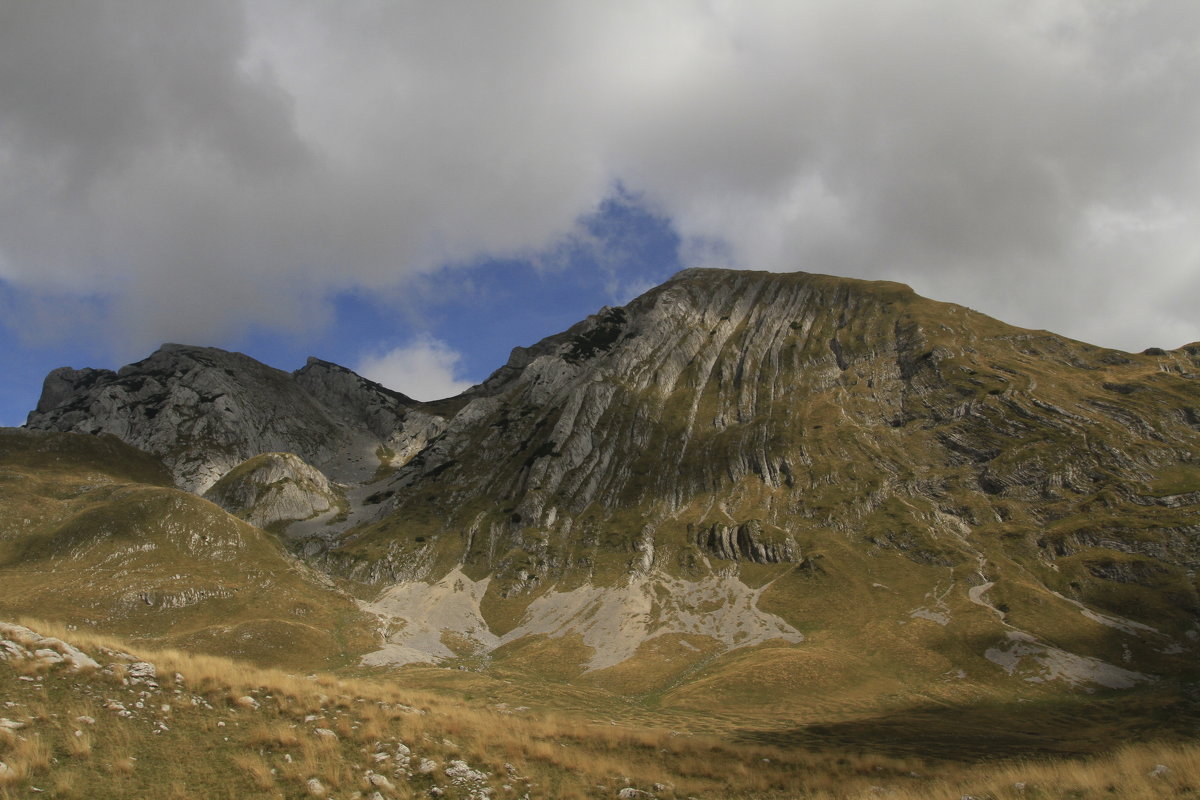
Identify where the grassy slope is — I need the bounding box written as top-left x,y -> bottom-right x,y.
3,620 -> 1200,800
0,429 -> 375,671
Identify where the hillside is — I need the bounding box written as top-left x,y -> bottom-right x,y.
0,429 -> 375,670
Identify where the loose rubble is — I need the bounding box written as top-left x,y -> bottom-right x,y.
0,620 -> 537,799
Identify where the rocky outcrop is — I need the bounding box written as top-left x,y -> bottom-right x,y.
26,344 -> 449,493
203,452 -> 340,530
0,621 -> 100,671
692,520 -> 799,563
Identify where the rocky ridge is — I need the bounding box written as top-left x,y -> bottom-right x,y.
341,270 -> 1200,577
26,345 -> 447,493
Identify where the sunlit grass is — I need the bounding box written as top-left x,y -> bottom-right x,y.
1,618 -> 1198,799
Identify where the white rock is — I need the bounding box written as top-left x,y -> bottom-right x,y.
1149,764 -> 1170,778
418,758 -> 438,774
33,648 -> 64,664
314,728 -> 338,740
445,759 -> 487,785
367,772 -> 394,790
127,662 -> 157,683
306,777 -> 326,796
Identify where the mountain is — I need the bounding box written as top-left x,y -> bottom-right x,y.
18,268 -> 1200,723
26,345 -> 447,493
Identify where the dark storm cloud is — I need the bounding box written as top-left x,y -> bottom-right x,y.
1,1 -> 1198,352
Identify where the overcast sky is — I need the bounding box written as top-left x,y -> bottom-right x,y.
2,1 -> 1199,423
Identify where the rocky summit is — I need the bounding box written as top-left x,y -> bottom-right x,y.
27,346 -> 445,494
15,268 -> 1200,723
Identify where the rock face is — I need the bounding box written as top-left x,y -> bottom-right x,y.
341,269 -> 1200,583
203,452 -> 341,529
692,520 -> 799,564
26,345 -> 449,493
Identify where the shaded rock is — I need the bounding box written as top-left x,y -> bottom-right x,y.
692,520 -> 799,563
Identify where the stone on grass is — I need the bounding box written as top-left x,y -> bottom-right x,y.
127,662 -> 157,683
367,772 -> 394,790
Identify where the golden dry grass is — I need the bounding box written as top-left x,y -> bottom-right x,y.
2,618 -> 1199,799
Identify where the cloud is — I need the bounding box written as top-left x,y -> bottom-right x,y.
1,1 -> 1199,352
355,336 -> 474,402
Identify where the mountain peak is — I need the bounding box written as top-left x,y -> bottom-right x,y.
26,344 -> 438,492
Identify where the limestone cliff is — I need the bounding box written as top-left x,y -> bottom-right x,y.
343,269 -> 1200,584
26,345 -> 447,493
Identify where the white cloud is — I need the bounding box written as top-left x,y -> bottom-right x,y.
0,1 -> 1199,351
355,336 -> 474,402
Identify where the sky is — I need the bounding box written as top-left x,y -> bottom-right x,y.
2,1 -> 1199,426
